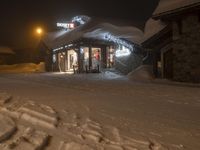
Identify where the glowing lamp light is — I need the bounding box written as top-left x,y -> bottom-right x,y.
80,48 -> 84,54
36,28 -> 43,35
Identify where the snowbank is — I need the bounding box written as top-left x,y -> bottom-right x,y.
128,65 -> 155,81
0,62 -> 45,73
0,47 -> 15,55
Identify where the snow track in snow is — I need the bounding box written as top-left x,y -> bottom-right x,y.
0,93 -> 167,150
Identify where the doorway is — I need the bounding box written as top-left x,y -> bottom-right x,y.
163,49 -> 173,79
91,48 -> 101,70
58,52 -> 66,72
67,50 -> 78,71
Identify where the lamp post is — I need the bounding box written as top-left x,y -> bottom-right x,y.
34,27 -> 44,64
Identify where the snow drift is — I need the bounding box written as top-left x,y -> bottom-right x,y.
0,62 -> 45,73
128,65 -> 155,81
0,47 -> 15,55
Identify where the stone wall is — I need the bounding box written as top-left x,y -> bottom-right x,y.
172,14 -> 200,83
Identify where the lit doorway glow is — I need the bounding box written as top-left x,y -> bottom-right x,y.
67,50 -> 78,71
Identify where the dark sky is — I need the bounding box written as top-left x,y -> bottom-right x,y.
0,0 -> 159,49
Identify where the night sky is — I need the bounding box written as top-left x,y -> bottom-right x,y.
0,0 -> 159,49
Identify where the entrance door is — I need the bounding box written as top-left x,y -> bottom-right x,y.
163,49 -> 173,79
58,52 -> 66,72
67,50 -> 77,71
69,54 -> 74,69
91,48 -> 101,71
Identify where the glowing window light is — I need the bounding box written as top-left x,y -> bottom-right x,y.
65,44 -> 73,48
53,54 -> 56,63
80,48 -> 84,54
53,47 -> 64,52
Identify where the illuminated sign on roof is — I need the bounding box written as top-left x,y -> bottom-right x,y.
56,23 -> 75,29
56,15 -> 90,29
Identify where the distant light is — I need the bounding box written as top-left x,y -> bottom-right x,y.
65,44 -> 73,48
53,47 -> 64,52
36,27 -> 43,35
72,16 -> 90,25
80,48 -> 84,54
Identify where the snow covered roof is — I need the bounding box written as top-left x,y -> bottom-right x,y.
43,17 -> 143,49
0,47 -> 15,54
142,0 -> 200,45
141,18 -> 167,44
83,23 -> 143,44
153,0 -> 200,18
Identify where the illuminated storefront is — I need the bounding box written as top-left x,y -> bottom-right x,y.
52,45 -> 117,73
42,15 -> 143,74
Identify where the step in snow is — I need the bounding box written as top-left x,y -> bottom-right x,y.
59,141 -> 93,150
0,114 -> 16,142
19,103 -> 58,129
0,107 -> 21,119
4,127 -> 49,150
0,93 -> 12,106
0,101 -> 59,129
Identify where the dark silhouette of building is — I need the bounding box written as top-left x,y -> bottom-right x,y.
142,0 -> 200,83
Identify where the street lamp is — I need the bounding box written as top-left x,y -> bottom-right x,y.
36,27 -> 43,36
34,27 -> 44,59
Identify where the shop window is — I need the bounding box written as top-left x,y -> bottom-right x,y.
67,50 -> 78,70
92,48 -> 101,69
107,46 -> 115,68
82,47 -> 89,67
53,54 -> 56,63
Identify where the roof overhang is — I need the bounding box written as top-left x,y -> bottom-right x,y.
153,0 -> 200,20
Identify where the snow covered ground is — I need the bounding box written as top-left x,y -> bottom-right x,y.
0,73 -> 199,150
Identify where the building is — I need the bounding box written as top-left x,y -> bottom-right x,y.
142,0 -> 200,83
41,16 -> 144,74
0,47 -> 15,65
12,48 -> 43,64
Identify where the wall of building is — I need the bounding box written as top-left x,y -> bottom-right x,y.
0,54 -> 14,65
172,14 -> 200,83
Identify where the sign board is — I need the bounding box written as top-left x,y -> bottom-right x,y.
115,47 -> 131,57
57,23 -> 75,29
